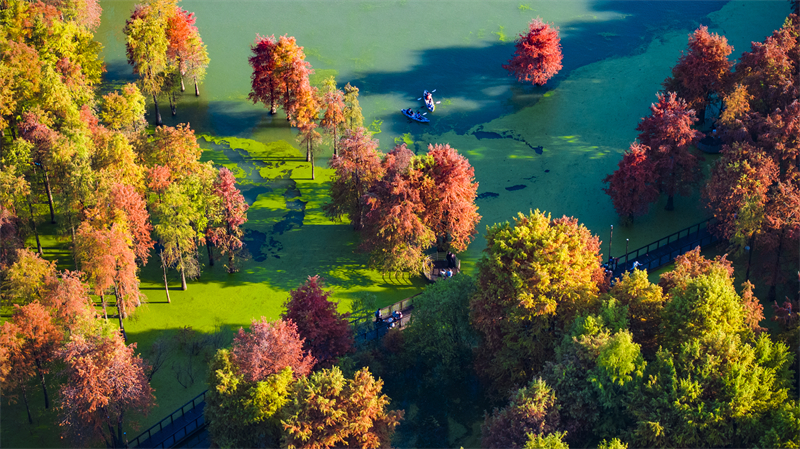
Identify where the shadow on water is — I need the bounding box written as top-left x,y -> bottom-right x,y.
348,1 -> 727,138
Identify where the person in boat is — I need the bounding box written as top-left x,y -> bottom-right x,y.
425,91 -> 432,102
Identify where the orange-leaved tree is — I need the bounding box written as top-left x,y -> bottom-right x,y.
283,367 -> 403,449
58,332 -> 155,447
503,17 -> 563,86
470,210 -> 604,396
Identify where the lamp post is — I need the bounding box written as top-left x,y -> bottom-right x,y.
609,225 -> 613,263
745,245 -> 752,282
625,238 -> 629,270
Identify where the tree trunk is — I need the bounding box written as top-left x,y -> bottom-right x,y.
311,148 -> 315,180
206,240 -> 214,267
768,230 -> 785,302
42,168 -> 55,224
0,128 -> 4,161
194,76 -> 200,97
21,385 -> 33,424
169,92 -> 177,116
69,219 -> 77,270
35,358 -> 49,409
306,140 -> 311,162
180,266 -> 187,291
152,94 -> 163,126
115,285 -> 127,342
27,198 -> 43,256
665,194 -> 674,211
160,249 -> 171,303
101,293 -> 108,320
333,127 -> 338,157
180,76 -> 186,92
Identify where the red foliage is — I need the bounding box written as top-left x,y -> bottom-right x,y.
740,281 -> 766,334
58,333 -> 155,447
603,142 -> 660,220
636,92 -> 703,206
230,318 -> 315,383
663,26 -> 733,117
166,7 -> 197,76
324,128 -> 385,229
503,17 -> 563,86
361,144 -> 435,272
207,167 -> 249,271
147,165 -> 173,194
19,110 -> 60,156
282,276 -> 353,369
248,34 -> 280,114
41,271 -> 96,334
10,301 -> 62,409
735,15 -> 799,114
420,144 -> 481,252
111,183 -> 155,264
658,247 -> 734,293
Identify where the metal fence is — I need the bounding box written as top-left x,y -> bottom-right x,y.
127,390 -> 208,448
613,218 -> 719,274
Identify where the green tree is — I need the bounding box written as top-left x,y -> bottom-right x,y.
605,270 -> 665,357
524,431 -> 569,449
482,378 -> 561,449
342,82 -> 364,132
402,274 -> 477,389
205,349 -> 294,448
540,303 -> 645,445
470,210 -> 604,395
123,0 -> 174,126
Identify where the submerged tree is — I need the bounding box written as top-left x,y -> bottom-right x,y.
123,0 -> 171,126
207,167 -> 248,272
324,128 -> 384,230
603,142 -> 660,223
636,92 -> 703,210
248,34 -> 280,115
503,17 -> 563,86
663,26 -> 734,124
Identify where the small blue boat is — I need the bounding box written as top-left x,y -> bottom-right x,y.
401,108 -> 430,123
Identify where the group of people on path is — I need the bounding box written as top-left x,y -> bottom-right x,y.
375,309 -> 404,329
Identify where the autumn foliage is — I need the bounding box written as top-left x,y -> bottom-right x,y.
230,318 -> 315,383
58,332 -> 155,447
482,378 -> 561,449
602,142 -> 659,221
282,276 -> 354,369
283,367 -> 404,449
504,17 -> 563,86
663,26 -> 734,122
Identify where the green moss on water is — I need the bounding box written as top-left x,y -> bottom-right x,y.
367,119 -> 383,135
518,4 -> 533,12
493,25 -> 509,42
394,132 -> 415,146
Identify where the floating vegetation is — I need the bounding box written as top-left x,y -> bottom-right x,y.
518,4 -> 533,11
367,119 -> 383,136
394,132 -> 414,146
493,25 -> 509,42
443,99 -> 452,106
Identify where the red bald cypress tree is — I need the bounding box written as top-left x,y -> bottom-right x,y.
504,17 -> 563,86
636,92 -> 703,210
9,301 -> 61,410
420,143 -> 481,253
230,318 -> 315,383
248,34 -> 280,115
282,276 -> 353,369
663,26 -> 734,124
207,167 -> 249,272
58,332 -> 155,447
603,142 -> 660,222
